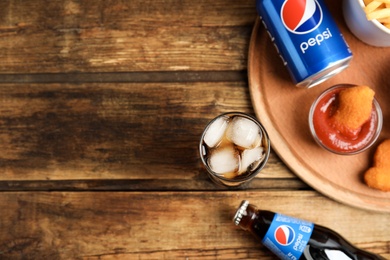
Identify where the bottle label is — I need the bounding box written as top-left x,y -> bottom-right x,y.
262,213 -> 314,260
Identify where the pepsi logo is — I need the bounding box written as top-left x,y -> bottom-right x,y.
274,225 -> 295,246
281,0 -> 323,34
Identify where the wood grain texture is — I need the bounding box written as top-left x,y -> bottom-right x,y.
0,0 -> 257,73
0,191 -> 388,259
0,82 -> 295,185
0,0 -> 388,259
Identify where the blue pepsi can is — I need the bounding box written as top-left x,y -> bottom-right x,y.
256,0 -> 353,88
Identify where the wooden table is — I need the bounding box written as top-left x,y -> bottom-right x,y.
0,0 -> 388,259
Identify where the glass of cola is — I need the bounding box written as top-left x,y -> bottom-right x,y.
199,112 -> 270,187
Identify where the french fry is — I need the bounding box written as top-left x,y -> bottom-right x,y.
365,1 -> 383,13
367,8 -> 390,20
377,16 -> 390,23
366,0 -> 390,3
363,0 -> 390,28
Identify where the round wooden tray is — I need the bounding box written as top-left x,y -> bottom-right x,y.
248,12 -> 390,212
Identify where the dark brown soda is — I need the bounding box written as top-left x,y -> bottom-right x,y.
233,200 -> 385,260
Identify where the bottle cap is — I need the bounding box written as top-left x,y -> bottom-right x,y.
233,200 -> 249,226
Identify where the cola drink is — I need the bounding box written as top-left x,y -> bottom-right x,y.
199,112 -> 270,187
233,200 -> 385,260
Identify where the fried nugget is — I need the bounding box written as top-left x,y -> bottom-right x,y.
332,85 -> 375,130
364,168 -> 390,192
373,139 -> 390,168
364,139 -> 390,192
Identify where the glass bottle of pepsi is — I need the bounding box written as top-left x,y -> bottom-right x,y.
233,200 -> 385,260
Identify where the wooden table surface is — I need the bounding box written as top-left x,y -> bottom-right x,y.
0,0 -> 388,259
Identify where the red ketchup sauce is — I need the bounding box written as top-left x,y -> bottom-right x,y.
312,87 -> 378,153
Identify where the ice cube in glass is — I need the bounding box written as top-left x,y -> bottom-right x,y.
208,145 -> 239,175
226,117 -> 262,149
203,115 -> 228,148
239,147 -> 264,174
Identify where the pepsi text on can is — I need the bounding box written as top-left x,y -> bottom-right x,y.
256,0 -> 353,88
300,27 -> 332,54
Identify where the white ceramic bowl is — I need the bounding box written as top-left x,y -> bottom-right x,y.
343,0 -> 390,47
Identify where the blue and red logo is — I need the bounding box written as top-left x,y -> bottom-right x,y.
274,225 -> 295,246
281,0 -> 323,34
